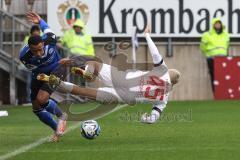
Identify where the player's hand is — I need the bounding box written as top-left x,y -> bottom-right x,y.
141,113 -> 157,124
56,43 -> 64,49
26,11 -> 41,24
59,58 -> 74,67
144,24 -> 151,35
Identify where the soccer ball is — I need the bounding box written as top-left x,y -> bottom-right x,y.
80,120 -> 100,139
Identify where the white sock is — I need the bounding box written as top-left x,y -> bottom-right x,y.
59,81 -> 74,93
145,33 -> 163,64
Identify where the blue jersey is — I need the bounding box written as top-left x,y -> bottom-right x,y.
19,19 -> 61,79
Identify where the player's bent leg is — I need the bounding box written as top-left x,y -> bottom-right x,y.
33,91 -> 57,131
32,100 -> 58,131
71,61 -> 103,80
96,87 -> 122,104
31,79 -> 58,134
59,81 -> 120,104
71,66 -> 95,81
47,74 -> 98,100
45,99 -> 63,118
71,84 -> 98,100
85,61 -> 103,77
45,99 -> 68,136
36,90 -> 51,106
56,112 -> 67,137
39,74 -> 120,103
33,90 -> 67,141
59,81 -> 121,103
71,62 -> 115,87
37,89 -> 67,137
58,80 -> 120,103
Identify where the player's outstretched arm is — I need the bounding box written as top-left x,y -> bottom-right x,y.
26,11 -> 53,34
26,11 -> 57,45
144,25 -> 164,66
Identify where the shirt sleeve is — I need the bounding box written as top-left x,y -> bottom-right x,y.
39,19 -> 57,45
145,33 -> 165,66
19,46 -> 36,70
19,58 -> 38,71
39,19 -> 53,34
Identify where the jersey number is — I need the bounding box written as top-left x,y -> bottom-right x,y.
144,76 -> 166,101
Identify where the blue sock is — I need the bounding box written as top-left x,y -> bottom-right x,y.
34,109 -> 57,131
45,99 -> 63,118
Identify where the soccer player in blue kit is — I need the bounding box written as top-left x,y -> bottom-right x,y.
19,11 -> 70,142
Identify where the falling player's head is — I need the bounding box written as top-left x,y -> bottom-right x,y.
28,35 -> 44,57
168,69 -> 181,85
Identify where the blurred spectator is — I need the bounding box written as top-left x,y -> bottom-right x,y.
59,19 -> 95,57
58,20 -> 95,94
23,25 -> 41,46
200,18 -> 230,91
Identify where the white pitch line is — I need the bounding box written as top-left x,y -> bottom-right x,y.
0,104 -> 127,160
0,123 -> 79,160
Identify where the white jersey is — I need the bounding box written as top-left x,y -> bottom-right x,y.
96,33 -> 172,112
96,63 -> 171,111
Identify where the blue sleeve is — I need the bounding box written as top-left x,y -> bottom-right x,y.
19,45 -> 38,70
19,45 -> 29,59
19,48 -> 25,60
39,19 -> 51,33
39,19 -> 57,46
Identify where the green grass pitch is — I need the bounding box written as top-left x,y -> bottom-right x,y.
1,101 -> 240,160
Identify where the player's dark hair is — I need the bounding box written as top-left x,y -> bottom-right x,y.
30,25 -> 40,35
28,35 -> 43,46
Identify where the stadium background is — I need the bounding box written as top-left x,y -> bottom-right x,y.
1,1 -> 240,160
0,0 -> 240,105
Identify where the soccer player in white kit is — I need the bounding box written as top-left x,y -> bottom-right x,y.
38,25 -> 180,124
